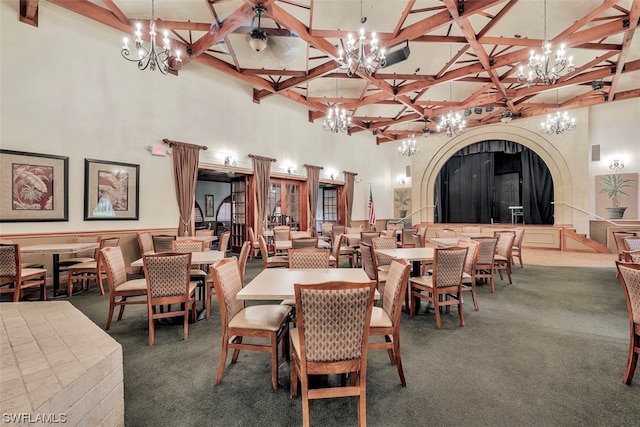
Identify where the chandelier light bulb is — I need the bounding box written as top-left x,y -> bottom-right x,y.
437,111 -> 466,137
540,110 -> 576,135
323,105 -> 351,134
398,138 -> 419,157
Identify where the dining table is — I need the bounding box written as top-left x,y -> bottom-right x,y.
237,268 -> 378,301
458,232 -> 493,238
20,242 -> 100,297
429,237 -> 460,247
130,250 -> 225,268
274,240 -> 331,251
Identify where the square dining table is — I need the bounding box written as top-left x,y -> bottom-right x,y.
20,242 -> 100,297
237,268 -> 378,301
130,250 -> 225,268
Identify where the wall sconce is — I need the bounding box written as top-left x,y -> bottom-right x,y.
146,145 -> 169,156
286,163 -> 297,175
609,159 -> 624,171
224,156 -> 237,167
396,175 -> 406,185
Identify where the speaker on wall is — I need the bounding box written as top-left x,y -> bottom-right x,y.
406,165 -> 411,178
592,144 -> 600,162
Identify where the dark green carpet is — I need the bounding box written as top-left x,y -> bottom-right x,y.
67,260 -> 639,427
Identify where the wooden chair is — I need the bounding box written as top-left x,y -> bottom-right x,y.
247,227 -> 261,260
291,237 -> 319,249
615,262 -> 640,385
0,239 -> 43,269
462,226 -> 482,233
0,243 -> 47,302
494,231 -> 516,284
457,239 -> 480,311
400,227 -> 418,248
273,226 -> 291,255
614,231 -> 637,261
359,243 -> 387,291
210,257 -> 291,390
172,238 -> 207,297
143,252 -> 197,346
356,232 -> 381,267
238,240 -> 251,283
290,281 -> 375,427
137,232 -> 154,256
623,250 -> 640,263
258,235 -> 289,268
218,231 -> 231,254
152,235 -> 176,253
623,237 -> 640,252
290,231 -> 312,240
329,234 -> 354,267
66,237 -> 120,297
101,247 -> 147,330
409,247 -> 468,329
511,228 -> 525,268
368,258 -> 411,385
58,234 -> 101,268
413,226 -> 427,248
435,228 -> 457,238
473,237 -> 498,293
288,248 -> 330,269
371,237 -> 397,274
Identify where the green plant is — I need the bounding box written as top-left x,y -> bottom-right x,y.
598,174 -> 634,208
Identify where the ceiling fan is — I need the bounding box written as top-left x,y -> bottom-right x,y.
249,6 -> 268,52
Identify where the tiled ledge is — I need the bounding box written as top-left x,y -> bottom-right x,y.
0,302 -> 124,426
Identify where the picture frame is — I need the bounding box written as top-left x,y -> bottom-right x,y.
0,149 -> 69,222
84,158 -> 139,220
205,194 -> 215,217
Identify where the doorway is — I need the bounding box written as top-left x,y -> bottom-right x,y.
494,172 -> 521,223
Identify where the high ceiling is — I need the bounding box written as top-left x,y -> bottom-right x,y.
22,0 -> 640,144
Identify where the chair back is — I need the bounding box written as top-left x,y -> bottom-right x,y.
210,258 -> 245,326
294,281 -> 375,363
152,235 -> 176,253
613,231 -> 636,261
248,226 -> 257,245
359,243 -> 377,281
238,241 -> 251,282
495,231 -> 516,258
292,237 -> 319,249
143,252 -> 191,300
332,225 -> 345,235
172,239 -> 205,253
623,237 -> 640,251
290,231 -> 312,240
100,247 -> 128,291
274,228 -> 291,242
196,229 -> 214,236
513,228 -> 525,248
345,226 -> 360,235
457,239 -> 480,276
414,226 -> 427,247
332,234 -> 345,260
382,259 -> 411,322
75,234 -> 101,258
401,228 -> 418,247
462,226 -> 482,233
218,231 -> 231,253
435,229 -> 457,238
321,223 -> 333,236
616,262 -> 640,324
360,231 -> 380,246
0,243 -> 19,278
371,237 -> 397,268
623,250 -> 640,263
96,237 -> 120,266
474,237 -> 498,265
258,235 -> 269,261
289,248 -> 330,269
432,247 -> 467,288
137,232 -> 154,255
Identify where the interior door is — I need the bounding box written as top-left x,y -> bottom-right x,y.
230,176 -> 249,253
494,173 -> 520,223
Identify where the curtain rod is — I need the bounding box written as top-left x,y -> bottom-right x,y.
248,154 -> 276,162
162,138 -> 208,150
303,164 -> 324,170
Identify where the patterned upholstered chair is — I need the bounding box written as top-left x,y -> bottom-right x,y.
409,247 -> 468,329
237,240 -> 251,283
210,257 -> 291,390
258,235 -> 289,269
217,231 -> 231,254
291,237 -> 319,249
66,237 -> 120,297
360,243 -> 387,291
288,248 -> 330,269
290,281 -> 375,426
0,243 -> 47,302
435,228 -> 457,238
623,250 -> 640,263
152,235 -> 176,253
371,236 -> 397,274
58,234 -> 101,268
400,227 -> 418,248
0,239 -> 43,269
143,252 -> 197,346
101,246 -> 147,330
290,231 -> 312,240
473,237 -> 498,293
137,232 -> 154,255
457,238 -> 480,311
329,234 -> 354,267
273,226 -> 291,255
511,228 -> 525,268
247,227 -> 261,260
623,237 -> 640,252
493,231 -> 516,284
368,258 -> 411,385
614,231 -> 637,261
615,262 -> 640,385
172,239 -> 207,298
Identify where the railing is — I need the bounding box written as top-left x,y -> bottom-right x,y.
389,206 -> 434,225
551,201 -> 622,227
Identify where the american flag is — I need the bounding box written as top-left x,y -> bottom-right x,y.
368,186 -> 376,227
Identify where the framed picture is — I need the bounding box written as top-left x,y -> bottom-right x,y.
393,188 -> 412,219
205,194 -> 215,217
84,159 -> 139,220
0,149 -> 69,222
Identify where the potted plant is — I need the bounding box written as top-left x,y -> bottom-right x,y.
599,173 -> 634,219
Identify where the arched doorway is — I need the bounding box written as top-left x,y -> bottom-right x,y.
434,140 -> 554,224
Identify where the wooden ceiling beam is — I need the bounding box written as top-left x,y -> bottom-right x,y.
19,0 -> 39,27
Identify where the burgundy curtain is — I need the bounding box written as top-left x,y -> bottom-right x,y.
343,171 -> 357,227
305,165 -> 323,236
164,139 -> 207,236
250,154 -> 276,236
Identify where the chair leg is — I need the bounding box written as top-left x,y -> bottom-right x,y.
357,386 -> 366,427
270,332 -> 279,391
106,299 -> 115,330
471,283 -> 479,310
97,271 -> 105,295
433,295 -> 442,329
458,290 -> 466,327
301,377 -> 311,427
393,335 -> 406,386
216,334 -> 229,385
622,332 -> 639,385
148,306 -> 155,346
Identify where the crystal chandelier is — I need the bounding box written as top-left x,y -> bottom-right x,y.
540,91 -> 576,135
121,0 -> 182,74
437,111 -> 466,137
336,1 -> 386,77
518,0 -> 574,86
323,81 -> 352,133
398,136 -> 419,157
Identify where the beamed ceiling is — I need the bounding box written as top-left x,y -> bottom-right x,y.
20,0 -> 640,144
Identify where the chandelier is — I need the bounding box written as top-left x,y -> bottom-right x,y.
121,0 -> 182,74
398,136 -> 419,157
518,0 -> 574,86
323,81 -> 352,133
437,111 -> 466,137
540,90 -> 577,135
336,1 -> 386,77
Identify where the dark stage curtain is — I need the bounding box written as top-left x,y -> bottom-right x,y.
435,140 -> 553,224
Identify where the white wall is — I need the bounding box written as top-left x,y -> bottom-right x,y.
1,1 -> 638,236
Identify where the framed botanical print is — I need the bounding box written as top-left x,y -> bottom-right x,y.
205,194 -> 215,217
84,159 -> 139,220
0,149 -> 69,222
